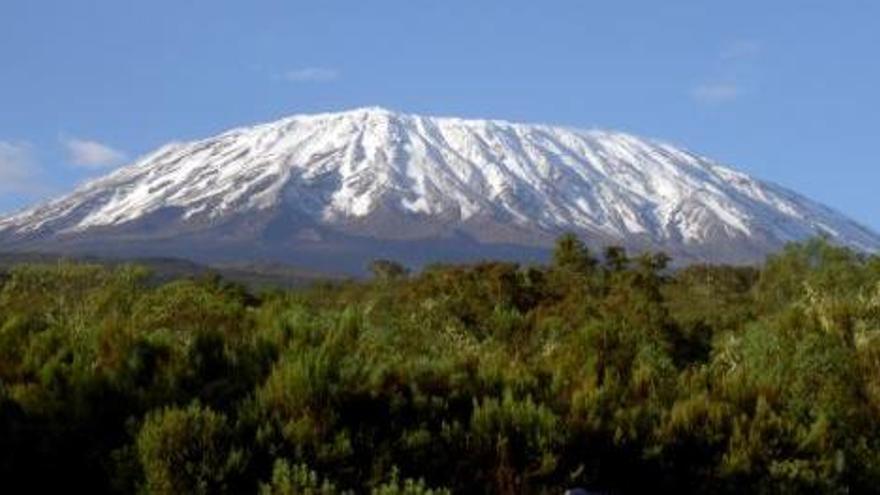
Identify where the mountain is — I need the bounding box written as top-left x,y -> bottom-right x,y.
1,107 -> 878,274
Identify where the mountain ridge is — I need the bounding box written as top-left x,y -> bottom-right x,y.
1,107 -> 877,273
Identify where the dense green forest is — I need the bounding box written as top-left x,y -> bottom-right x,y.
1,237 -> 880,494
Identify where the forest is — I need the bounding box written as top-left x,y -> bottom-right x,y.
1,236 -> 879,494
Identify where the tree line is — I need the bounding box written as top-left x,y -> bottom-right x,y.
1,236 -> 879,493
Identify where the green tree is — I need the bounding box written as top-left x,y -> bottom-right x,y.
137,403 -> 246,494
603,245 -> 630,272
372,468 -> 451,495
259,460 -> 342,495
552,232 -> 596,274
369,259 -> 410,281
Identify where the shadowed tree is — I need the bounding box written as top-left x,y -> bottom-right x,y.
603,246 -> 630,272
552,232 -> 596,274
369,259 -> 410,281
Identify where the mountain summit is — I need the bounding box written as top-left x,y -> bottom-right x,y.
1,108 -> 877,273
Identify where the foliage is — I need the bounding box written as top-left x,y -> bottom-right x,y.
369,259 -> 410,282
137,402 -> 247,494
259,460 -> 343,495
0,239 -> 879,493
552,232 -> 596,274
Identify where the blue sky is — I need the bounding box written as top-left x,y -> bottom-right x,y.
1,1 -> 878,230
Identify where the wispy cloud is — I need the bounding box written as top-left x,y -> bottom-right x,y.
282,67 -> 340,83
692,40 -> 761,106
691,83 -> 741,104
0,141 -> 50,196
62,137 -> 127,169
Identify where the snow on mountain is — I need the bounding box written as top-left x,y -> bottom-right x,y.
1,107 -> 877,270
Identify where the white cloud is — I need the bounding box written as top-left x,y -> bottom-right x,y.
691,83 -> 741,104
283,67 -> 339,83
62,138 -> 127,168
692,40 -> 760,106
0,141 -> 43,194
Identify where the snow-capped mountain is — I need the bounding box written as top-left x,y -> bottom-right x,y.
1,107 -> 877,273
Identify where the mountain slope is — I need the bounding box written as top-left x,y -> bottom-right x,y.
1,107 -> 877,272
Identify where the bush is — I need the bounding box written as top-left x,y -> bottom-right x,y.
137,403 -> 247,494
259,460 -> 342,495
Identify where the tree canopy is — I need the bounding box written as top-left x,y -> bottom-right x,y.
1,238 -> 879,493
